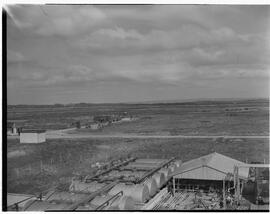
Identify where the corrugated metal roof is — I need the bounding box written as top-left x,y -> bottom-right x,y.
173,152 -> 249,180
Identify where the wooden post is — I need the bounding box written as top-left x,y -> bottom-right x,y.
223,179 -> 226,210
233,166 -> 236,189
240,180 -> 243,200
237,167 -> 240,203
173,177 -> 175,196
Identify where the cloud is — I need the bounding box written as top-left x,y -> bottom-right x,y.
7,5 -> 106,36
6,5 -> 270,104
7,50 -> 26,63
77,25 -> 246,53
8,63 -> 96,87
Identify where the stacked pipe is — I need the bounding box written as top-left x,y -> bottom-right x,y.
159,168 -> 172,181
152,172 -> 166,189
142,178 -> 158,197
108,183 -> 150,203
90,194 -> 135,210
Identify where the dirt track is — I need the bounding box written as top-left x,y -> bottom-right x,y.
45,134 -> 269,139
8,128 -> 269,140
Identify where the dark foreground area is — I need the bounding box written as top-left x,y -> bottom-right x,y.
7,137 -> 269,195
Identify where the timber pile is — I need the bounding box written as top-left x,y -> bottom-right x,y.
142,188 -> 168,210
152,193 -> 171,210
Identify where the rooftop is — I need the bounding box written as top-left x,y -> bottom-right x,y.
172,152 -> 249,180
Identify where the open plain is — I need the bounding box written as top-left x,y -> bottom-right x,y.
6,99 -> 269,195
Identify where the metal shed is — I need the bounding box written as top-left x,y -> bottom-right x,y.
173,152 -> 249,180
20,129 -> 46,143
171,152 -> 249,193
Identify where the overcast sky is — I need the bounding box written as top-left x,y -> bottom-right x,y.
6,5 -> 270,104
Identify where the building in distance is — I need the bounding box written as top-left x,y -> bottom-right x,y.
20,129 -> 46,143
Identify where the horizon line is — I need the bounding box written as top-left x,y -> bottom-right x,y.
7,97 -> 269,106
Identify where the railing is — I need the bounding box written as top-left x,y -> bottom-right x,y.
95,191 -> 123,210
63,181 -> 118,211
136,157 -> 176,184
7,195 -> 36,211
84,157 -> 136,182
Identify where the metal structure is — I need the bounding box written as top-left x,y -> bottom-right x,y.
64,181 -> 118,211
135,158 -> 175,184
95,191 -> 123,210
7,195 -> 36,211
234,164 -> 270,204
84,157 -> 136,182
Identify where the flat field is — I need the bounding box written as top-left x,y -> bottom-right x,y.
7,137 -> 269,194
6,99 -> 269,195
7,99 -> 269,135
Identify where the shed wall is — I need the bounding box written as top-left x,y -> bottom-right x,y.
20,133 -> 46,143
20,133 -> 38,143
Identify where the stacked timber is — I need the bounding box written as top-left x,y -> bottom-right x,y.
108,183 -> 149,203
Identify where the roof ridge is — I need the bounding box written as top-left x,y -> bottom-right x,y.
201,152 -> 216,166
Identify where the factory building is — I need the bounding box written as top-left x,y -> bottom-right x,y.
7,153 -> 268,211
20,157 -> 180,211
20,130 -> 46,144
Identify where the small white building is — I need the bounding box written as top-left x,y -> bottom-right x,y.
121,117 -> 132,122
20,130 -> 46,143
7,122 -> 19,136
90,123 -> 100,130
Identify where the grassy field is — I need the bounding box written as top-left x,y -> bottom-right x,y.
6,99 -> 269,195
7,99 -> 269,135
7,137 -> 269,195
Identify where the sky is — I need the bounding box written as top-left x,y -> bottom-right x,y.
6,5 -> 270,104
